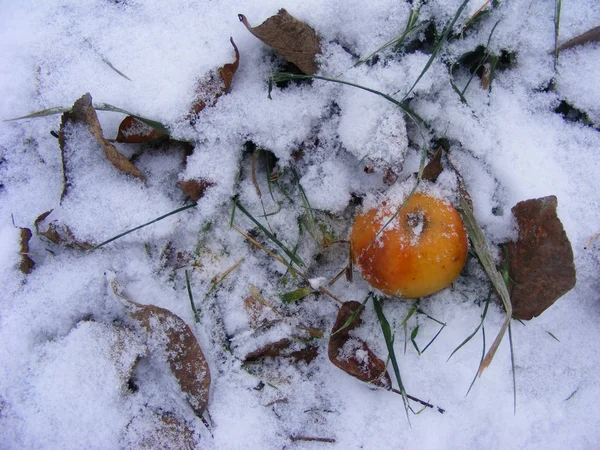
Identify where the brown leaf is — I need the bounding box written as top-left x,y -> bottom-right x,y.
19,228 -> 35,274
116,115 -> 166,143
328,301 -> 391,388
129,303 -> 211,418
190,38 -> 240,115
126,411 -> 196,450
34,210 -> 92,250
59,93 -> 145,200
558,25 -> 600,52
244,338 -> 319,364
239,9 -> 321,75
505,196 -> 576,320
179,179 -> 214,201
422,147 -> 444,182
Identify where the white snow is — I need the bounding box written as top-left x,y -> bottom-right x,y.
2,0 -> 600,449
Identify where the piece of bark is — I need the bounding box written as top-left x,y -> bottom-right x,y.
505,196 -> 576,320
239,9 -> 321,75
328,301 -> 391,388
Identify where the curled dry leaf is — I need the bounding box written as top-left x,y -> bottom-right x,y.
116,115 -> 166,143
505,196 -> 576,320
59,93 -> 145,200
190,38 -> 240,115
239,9 -> 321,75
128,302 -> 211,418
328,301 -> 391,388
558,25 -> 600,52
19,228 -> 35,274
179,179 -> 214,201
34,210 -> 92,250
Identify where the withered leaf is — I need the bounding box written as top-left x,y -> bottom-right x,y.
558,25 -> 600,52
19,228 -> 35,274
34,210 -> 92,250
328,301 -> 391,388
244,338 -> 319,364
422,147 -> 444,182
505,196 -> 576,320
179,179 -> 214,201
239,9 -> 321,75
126,411 -> 195,450
59,93 -> 145,200
116,115 -> 166,143
129,303 -> 211,417
190,38 -> 240,115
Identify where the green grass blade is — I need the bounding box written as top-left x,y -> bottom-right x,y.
508,321 -> 517,414
554,0 -> 562,71
93,202 -> 197,250
281,286 -> 312,303
466,324 -> 486,396
419,322 -> 446,354
95,103 -> 170,135
410,326 -> 421,354
373,296 -> 410,422
4,106 -> 70,121
401,0 -> 470,100
547,331 -> 560,342
186,270 -> 200,323
233,198 -> 304,267
447,290 -> 491,361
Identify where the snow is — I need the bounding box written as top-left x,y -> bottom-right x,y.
2,0 -> 600,449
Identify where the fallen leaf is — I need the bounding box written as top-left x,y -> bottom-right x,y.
421,147 -> 444,182
244,338 -> 319,364
126,411 -> 196,450
179,179 -> 214,201
116,115 -> 166,143
558,25 -> 600,52
128,302 -> 211,418
34,210 -> 92,250
190,38 -> 240,115
328,301 -> 391,388
239,9 -> 321,75
59,93 -> 145,200
19,228 -> 35,274
505,196 -> 576,320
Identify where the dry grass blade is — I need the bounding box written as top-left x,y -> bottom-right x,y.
558,25 -> 600,51
204,258 -> 244,298
458,197 -> 512,376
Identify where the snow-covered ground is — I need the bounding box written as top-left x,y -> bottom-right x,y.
1,0 -> 600,448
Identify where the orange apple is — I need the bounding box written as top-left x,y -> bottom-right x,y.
350,192 -> 468,298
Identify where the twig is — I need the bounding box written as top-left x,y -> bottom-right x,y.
391,388 -> 446,414
290,436 -> 336,444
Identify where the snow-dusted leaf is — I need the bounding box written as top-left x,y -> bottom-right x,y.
239,9 -> 321,75
34,210 -> 92,250
59,93 -> 145,200
18,228 -> 35,274
559,25 -> 600,52
179,179 -> 214,201
328,301 -> 391,388
125,411 -> 196,450
129,303 -> 211,418
116,115 -> 165,143
190,38 -> 239,115
505,196 -> 576,320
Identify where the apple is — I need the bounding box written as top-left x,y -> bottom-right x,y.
350,192 -> 468,298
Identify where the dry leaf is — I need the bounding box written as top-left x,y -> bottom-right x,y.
558,25 -> 600,52
239,9 -> 321,75
129,303 -> 211,418
244,338 -> 319,364
34,210 -> 92,250
505,196 -> 576,320
328,301 -> 391,388
59,93 -> 145,200
179,179 -> 214,201
116,115 -> 166,143
422,147 -> 444,182
190,38 -> 240,115
126,411 -> 196,450
19,228 -> 35,274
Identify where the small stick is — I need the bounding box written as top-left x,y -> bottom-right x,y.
391,388 -> 446,414
290,436 -> 336,443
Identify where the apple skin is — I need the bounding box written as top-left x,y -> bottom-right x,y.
350,192 -> 468,298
